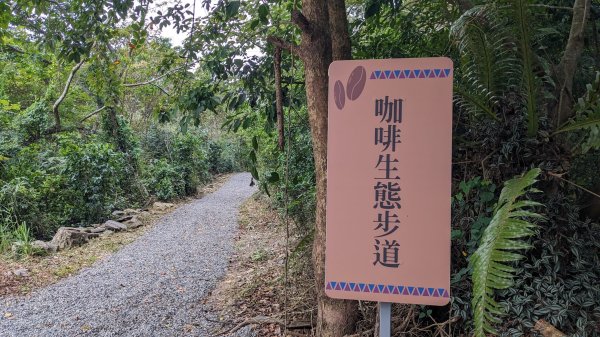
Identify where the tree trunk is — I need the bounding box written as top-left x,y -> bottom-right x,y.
269,0 -> 358,334
321,0 -> 359,335
300,0 -> 356,335
328,0 -> 352,61
555,0 -> 591,126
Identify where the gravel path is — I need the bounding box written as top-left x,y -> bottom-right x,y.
0,173 -> 257,337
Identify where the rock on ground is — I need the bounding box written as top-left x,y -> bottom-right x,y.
50,227 -> 100,250
0,173 -> 257,337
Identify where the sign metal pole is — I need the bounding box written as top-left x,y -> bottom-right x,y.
379,302 -> 391,337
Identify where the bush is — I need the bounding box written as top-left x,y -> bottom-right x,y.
144,159 -> 185,201
207,139 -> 243,174
59,135 -> 129,225
172,133 -> 209,194
141,125 -> 215,199
0,133 -> 129,238
16,101 -> 50,143
0,208 -> 38,257
11,222 -> 36,257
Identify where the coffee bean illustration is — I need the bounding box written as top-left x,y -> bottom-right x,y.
334,80 -> 345,110
346,66 -> 366,101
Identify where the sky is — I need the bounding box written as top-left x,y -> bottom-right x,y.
155,0 -> 262,57
157,0 -> 208,46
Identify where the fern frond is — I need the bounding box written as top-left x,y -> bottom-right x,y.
454,85 -> 498,120
451,4 -> 517,121
500,0 -> 541,136
471,168 -> 544,337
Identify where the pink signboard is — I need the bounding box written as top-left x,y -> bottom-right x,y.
326,58 -> 453,305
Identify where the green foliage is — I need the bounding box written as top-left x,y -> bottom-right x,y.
207,139 -> 243,174
471,168 -> 544,337
177,83 -> 221,132
452,176 -> 497,257
0,206 -> 37,257
0,133 -> 131,238
452,0 -> 545,135
0,208 -> 17,254
501,0 -> 540,136
570,149 -> 600,189
144,159 -> 185,201
451,4 -> 514,121
59,135 -> 129,225
172,133 -> 210,194
351,2 -> 452,60
557,71 -> 600,153
497,196 -> 600,337
16,101 -> 50,142
11,221 -> 35,257
140,125 -> 237,201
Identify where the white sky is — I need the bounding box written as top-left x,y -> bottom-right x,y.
155,0 -> 262,56
157,0 -> 208,46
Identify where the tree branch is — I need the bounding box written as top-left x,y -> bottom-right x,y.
291,10 -> 312,35
267,36 -> 304,58
274,47 -> 285,151
150,83 -> 170,96
122,65 -> 187,88
52,58 -> 86,131
80,106 -> 107,123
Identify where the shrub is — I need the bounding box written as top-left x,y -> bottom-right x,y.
172,133 -> 209,194
207,139 -> 242,174
0,134 -> 130,238
144,158 -> 185,200
15,100 -> 49,143
59,135 -> 129,225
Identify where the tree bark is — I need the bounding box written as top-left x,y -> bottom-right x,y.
269,0 -> 357,334
555,0 -> 591,126
328,0 -> 352,61
299,1 -> 357,336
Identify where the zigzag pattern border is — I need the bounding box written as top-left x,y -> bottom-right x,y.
326,281 -> 450,298
369,69 -> 452,80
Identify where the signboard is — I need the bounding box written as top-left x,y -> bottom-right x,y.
326,58 -> 453,306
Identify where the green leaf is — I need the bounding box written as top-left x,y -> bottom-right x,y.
471,168 -> 544,337
249,19 -> 260,30
266,171 -> 279,183
451,229 -> 463,240
258,4 -> 269,24
225,1 -> 241,19
555,115 -> 600,134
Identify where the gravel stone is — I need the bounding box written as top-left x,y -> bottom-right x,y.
0,173 -> 257,337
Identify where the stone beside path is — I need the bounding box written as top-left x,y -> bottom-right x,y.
0,173 -> 257,337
